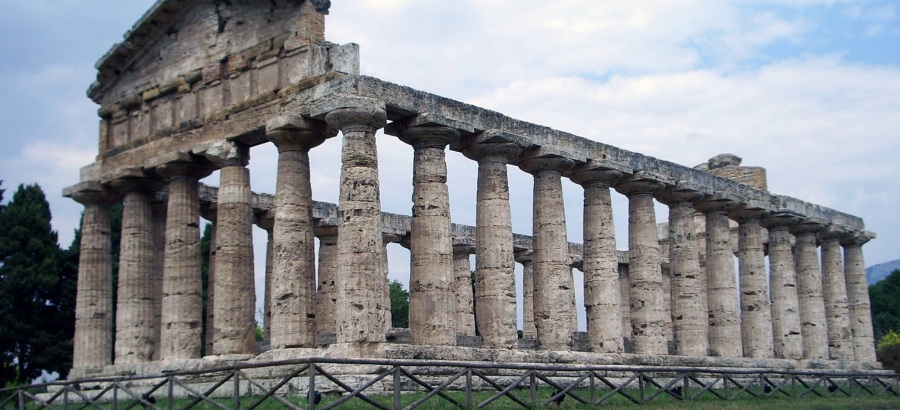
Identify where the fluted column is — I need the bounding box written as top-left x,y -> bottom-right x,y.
68,183 -> 119,369
198,140 -> 256,355
453,243 -> 476,337
156,160 -> 214,360
820,227 -> 853,360
110,175 -> 163,364
515,250 -> 537,340
199,204 -> 217,356
266,116 -> 330,349
315,224 -> 338,338
657,184 -> 708,357
519,154 -> 576,350
615,174 -> 668,355
316,96 -> 387,343
761,213 -> 804,360
463,139 -> 522,348
791,220 -> 829,360
150,195 -> 167,361
382,233 -> 404,331
696,196 -> 742,357
391,123 -> 459,346
568,161 -> 628,353
730,206 -> 774,358
842,231 -> 877,362
254,211 -> 274,344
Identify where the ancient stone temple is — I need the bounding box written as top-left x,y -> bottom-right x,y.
64,0 -> 880,378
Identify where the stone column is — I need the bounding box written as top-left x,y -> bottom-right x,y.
761,213 -> 804,360
453,242 -> 477,337
463,139 -> 522,349
842,231 -> 877,362
568,161 -> 628,353
519,153 -> 576,350
266,116 -> 330,349
150,194 -> 167,361
155,158 -> 214,361
819,227 -> 854,360
254,211 -> 275,344
515,250 -> 537,340
619,263 -> 633,352
67,182 -> 119,369
198,140 -> 256,355
382,233 -> 404,331
315,224 -> 339,338
315,96 -> 387,344
730,206 -> 774,358
657,184 -> 708,357
695,195 -> 742,357
199,204 -> 217,356
615,174 -> 668,356
391,122 -> 460,345
791,220 -> 829,360
110,173 -> 163,364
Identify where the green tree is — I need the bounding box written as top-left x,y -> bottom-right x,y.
0,184 -> 74,386
389,281 -> 409,328
869,269 -> 900,342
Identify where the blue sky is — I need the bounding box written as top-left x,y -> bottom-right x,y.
1,1 -> 898,329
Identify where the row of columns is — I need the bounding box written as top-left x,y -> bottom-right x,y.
70,96 -> 877,371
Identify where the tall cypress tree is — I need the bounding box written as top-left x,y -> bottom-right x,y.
0,184 -> 74,386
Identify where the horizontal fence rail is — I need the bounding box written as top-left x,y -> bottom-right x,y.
2,358 -> 898,409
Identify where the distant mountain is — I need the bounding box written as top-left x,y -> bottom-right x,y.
867,259 -> 900,285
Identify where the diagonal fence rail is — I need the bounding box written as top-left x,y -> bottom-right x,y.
1,357 -> 897,409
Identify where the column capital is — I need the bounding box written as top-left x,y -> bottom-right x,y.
254,209 -> 275,232
382,232 -> 405,245
199,201 -> 218,222
64,181 -> 120,206
151,151 -> 216,180
760,210 -> 804,229
194,139 -> 249,168
310,95 -> 386,133
728,201 -> 773,223
840,230 -> 876,247
567,159 -> 631,188
107,168 -> 165,193
314,221 -> 339,239
452,243 -> 476,256
655,181 -> 707,205
817,224 -> 853,242
518,154 -> 575,175
789,217 -> 827,236
266,115 -> 334,152
514,249 -> 534,264
694,192 -> 741,214
614,171 -> 669,197
567,254 -> 583,270
386,113 -> 471,149
463,142 -> 522,164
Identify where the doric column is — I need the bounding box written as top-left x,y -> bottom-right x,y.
695,195 -> 742,357
197,140 -> 256,355
110,172 -> 164,364
254,210 -> 274,344
389,119 -> 462,346
657,183 -> 708,357
568,160 -> 629,353
382,233 -> 404,331
266,116 -> 330,349
150,194 -> 167,361
515,250 -> 537,340
519,152 -> 576,350
314,96 -> 387,343
155,156 -> 215,361
315,224 -> 338,338
819,226 -> 854,360
761,212 -> 804,360
199,203 -> 217,356
730,205 -> 774,358
615,173 -> 668,356
841,230 -> 877,362
618,263 -> 633,352
453,242 -> 477,337
791,219 -> 829,360
463,135 -> 522,348
66,182 -> 119,369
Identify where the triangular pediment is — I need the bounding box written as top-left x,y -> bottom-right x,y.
89,0 -> 330,105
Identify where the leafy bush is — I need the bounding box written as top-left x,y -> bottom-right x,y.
876,330 -> 900,373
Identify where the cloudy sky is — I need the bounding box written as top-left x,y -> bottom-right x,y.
1,1 -> 898,329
